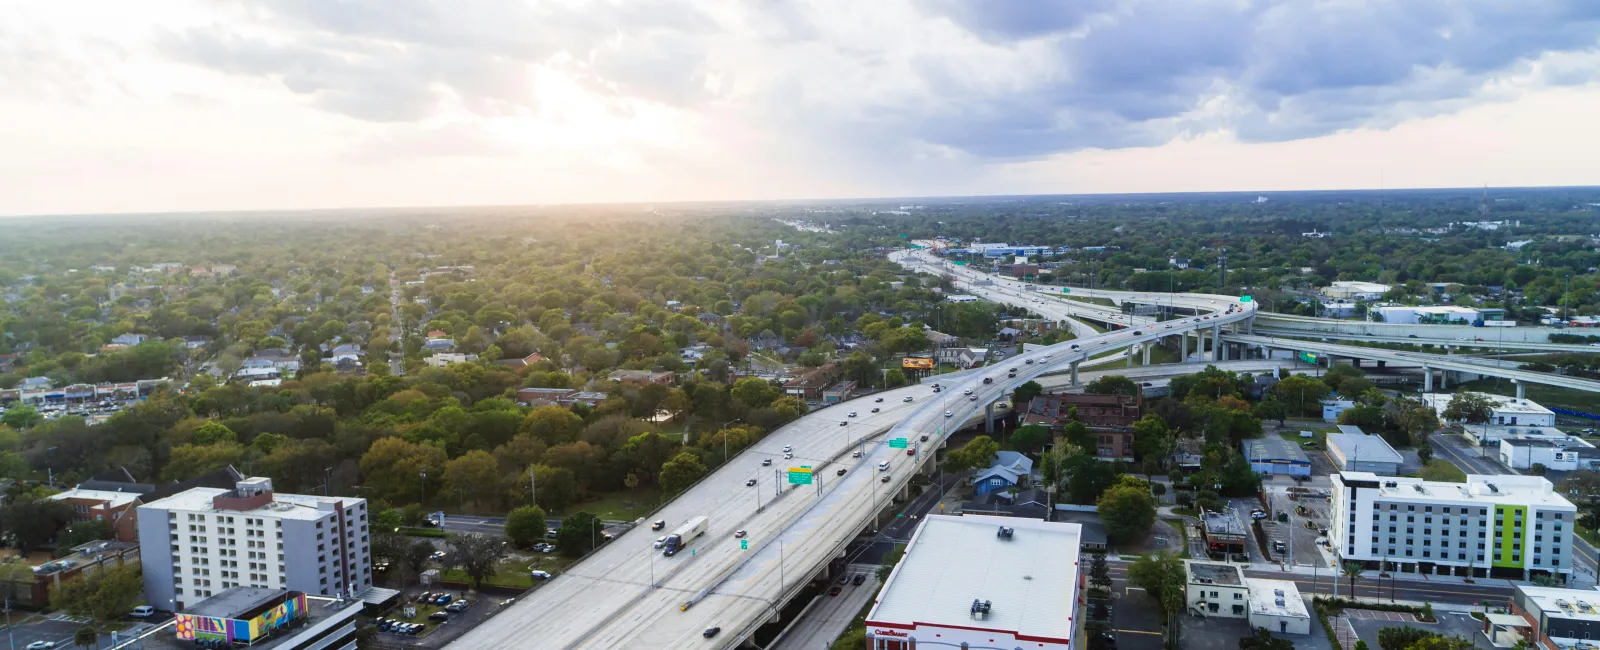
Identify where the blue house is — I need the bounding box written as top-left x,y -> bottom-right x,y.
972,451 -> 1035,495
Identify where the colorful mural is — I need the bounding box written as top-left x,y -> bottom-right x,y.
175,614 -> 231,642
248,592 -> 308,638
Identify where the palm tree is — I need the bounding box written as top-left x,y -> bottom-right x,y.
1342,562 -> 1365,601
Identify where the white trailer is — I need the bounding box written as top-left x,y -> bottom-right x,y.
662,515 -> 709,557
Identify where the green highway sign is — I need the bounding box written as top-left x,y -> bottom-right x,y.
740,539 -> 749,550
1062,288 -> 1071,293
889,438 -> 908,449
787,467 -> 814,485
1298,351 -> 1319,365
1240,295 -> 1253,303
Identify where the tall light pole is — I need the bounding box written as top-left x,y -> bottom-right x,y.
418,468 -> 427,506
721,418 -> 743,465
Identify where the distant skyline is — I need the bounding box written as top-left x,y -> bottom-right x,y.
5,1 -> 1600,216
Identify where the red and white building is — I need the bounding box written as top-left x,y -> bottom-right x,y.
865,514 -> 1082,650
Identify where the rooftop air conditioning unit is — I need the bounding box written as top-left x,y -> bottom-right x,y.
997,526 -> 1015,539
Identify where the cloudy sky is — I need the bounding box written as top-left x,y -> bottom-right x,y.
5,0 -> 1600,215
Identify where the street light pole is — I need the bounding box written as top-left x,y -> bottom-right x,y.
721,418 -> 743,465
418,468 -> 427,506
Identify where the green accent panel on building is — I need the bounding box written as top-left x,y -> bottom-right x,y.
1493,505 -> 1526,569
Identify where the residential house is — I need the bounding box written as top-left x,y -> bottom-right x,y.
422,338 -> 456,352
972,451 -> 1035,496
111,333 -> 148,346
516,388 -> 577,407
821,380 -> 858,404
782,365 -> 840,400
1,541 -> 141,608
181,336 -> 211,350
935,347 -> 989,369
924,329 -> 959,346
960,488 -> 1050,520
425,353 -> 478,367
494,352 -> 546,369
607,370 -> 675,386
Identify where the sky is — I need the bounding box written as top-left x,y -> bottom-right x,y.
4,0 -> 1600,215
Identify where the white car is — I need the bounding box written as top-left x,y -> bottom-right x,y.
26,642 -> 55,650
530,570 -> 552,580
848,412 -> 857,417
654,536 -> 666,548
944,411 -> 953,417
782,445 -> 793,453
131,605 -> 155,618
963,389 -> 973,395
903,396 -> 913,402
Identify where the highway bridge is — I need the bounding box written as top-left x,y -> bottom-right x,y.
1250,327 -> 1600,353
449,259 -> 1256,649
1224,333 -> 1600,395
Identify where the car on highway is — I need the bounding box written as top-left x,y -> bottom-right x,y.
944,411 -> 953,417
652,520 -> 666,531
784,452 -> 793,459
853,574 -> 866,585
733,530 -> 747,538
837,468 -> 847,476
1070,344 -> 1080,350
874,397 -> 883,402
871,407 -> 880,413
1026,358 -> 1035,364
654,536 -> 666,548
877,459 -> 890,471
852,450 -> 862,458
704,627 -> 721,639
848,411 -> 857,417
745,478 -> 757,487
782,445 -> 793,452
968,395 -> 978,401
1133,330 -> 1143,335
880,475 -> 891,483
903,396 -> 914,402
762,458 -> 772,466
838,420 -> 847,426
829,586 -> 842,596
920,435 -> 929,442
963,388 -> 973,395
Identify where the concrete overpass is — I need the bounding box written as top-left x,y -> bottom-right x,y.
1251,328 -> 1600,354
449,259 -> 1255,649
1223,333 -> 1600,396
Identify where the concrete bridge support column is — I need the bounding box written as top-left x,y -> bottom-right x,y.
1127,345 -> 1134,367
1211,326 -> 1221,361
1377,360 -> 1387,370
1350,358 -> 1360,369
1070,361 -> 1080,386
1424,366 -> 1433,392
1441,370 -> 1450,390
1515,379 -> 1526,401
984,401 -> 995,434
1143,343 -> 1152,365
1446,345 -> 1453,356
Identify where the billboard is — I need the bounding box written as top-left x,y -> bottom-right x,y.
901,357 -> 935,370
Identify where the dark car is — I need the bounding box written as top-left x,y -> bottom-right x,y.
829,586 -> 842,596
703,627 -> 721,638
651,520 -> 666,531
745,478 -> 757,487
435,594 -> 453,605
880,475 -> 891,483
853,574 -> 866,585
836,468 -> 847,476
838,574 -> 849,585
445,601 -> 470,613
429,611 -> 451,622
920,435 -> 928,441
874,397 -> 883,403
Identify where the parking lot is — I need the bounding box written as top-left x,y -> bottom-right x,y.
1345,610 -> 1494,650
368,586 -> 511,648
3,615 -> 165,650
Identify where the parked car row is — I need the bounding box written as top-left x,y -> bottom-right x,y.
377,618 -> 425,635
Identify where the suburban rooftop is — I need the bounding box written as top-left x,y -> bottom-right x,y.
1325,433 -> 1404,464
1187,562 -> 1243,586
1246,578 -> 1308,619
867,515 -> 1081,642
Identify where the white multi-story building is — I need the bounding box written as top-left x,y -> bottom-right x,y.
1331,472 -> 1576,582
137,477 -> 372,612
1421,392 -> 1557,434
1186,563 -> 1248,618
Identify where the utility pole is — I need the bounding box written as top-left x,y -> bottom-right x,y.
529,465 -> 537,508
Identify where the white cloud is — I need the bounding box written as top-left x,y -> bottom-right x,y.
0,0 -> 1598,215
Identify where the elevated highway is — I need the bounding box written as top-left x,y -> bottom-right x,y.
1224,333 -> 1600,396
1252,311 -> 1567,343
1251,328 -> 1600,353
451,257 -> 1256,649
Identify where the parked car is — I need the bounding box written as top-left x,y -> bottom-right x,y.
530,570 -> 552,580
130,605 -> 155,618
429,611 -> 451,622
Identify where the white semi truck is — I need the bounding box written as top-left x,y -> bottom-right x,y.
662,515 -> 709,557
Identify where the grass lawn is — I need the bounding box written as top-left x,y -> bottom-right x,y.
1146,343 -> 1180,365
1169,507 -> 1198,518
1577,525 -> 1600,548
1451,378 -> 1600,415
570,486 -> 663,521
439,552 -> 578,589
1410,459 -> 1468,482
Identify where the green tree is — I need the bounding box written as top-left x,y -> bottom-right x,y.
1097,477 -> 1157,544
444,532 -> 509,589
556,511 -> 604,557
1,404 -> 42,430
1442,392 -> 1495,425
505,505 -> 548,548
1377,626 -> 1437,650
75,625 -> 98,649
945,435 -> 1000,474
1131,415 -> 1173,464
443,450 -> 503,508
1342,561 -> 1364,600
730,378 -> 779,409
50,563 -> 142,622
190,420 -> 237,445
1273,374 -> 1332,417
1417,442 -> 1434,465
1127,552 -> 1185,650
1088,552 -> 1113,593
56,520 -> 114,554
1011,380 -> 1044,407
1010,425 -> 1050,454
1251,399 -> 1287,426
660,451 -> 709,496
3,495 -> 74,549
526,465 -> 578,513
1085,375 -> 1138,397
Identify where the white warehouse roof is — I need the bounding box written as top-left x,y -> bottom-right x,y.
1325,433 -> 1403,465
867,514 -> 1081,643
